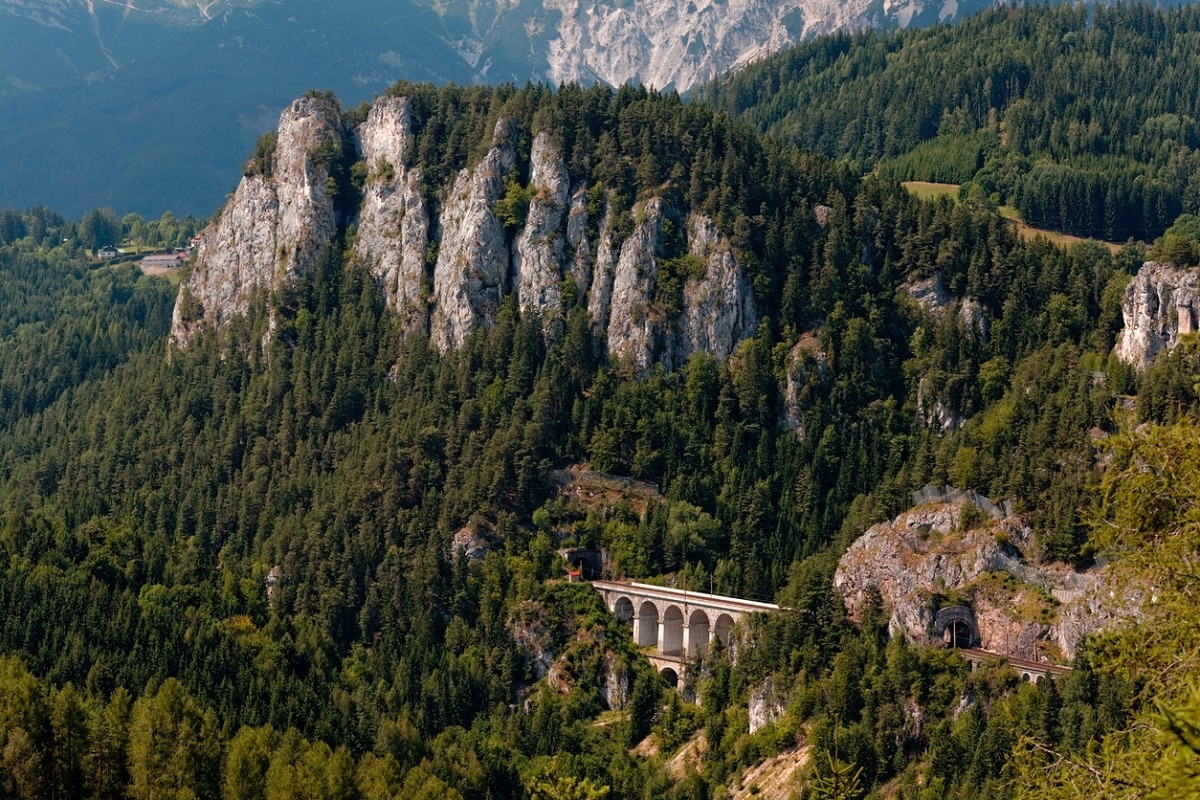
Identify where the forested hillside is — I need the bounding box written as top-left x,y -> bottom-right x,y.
0,81 -> 1196,798
700,3 -> 1200,242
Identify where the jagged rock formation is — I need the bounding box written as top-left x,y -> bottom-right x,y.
603,202 -> 760,373
433,0 -> 995,92
515,131 -> 571,323
354,96 -> 429,332
170,95 -> 346,347
431,119 -> 518,352
749,676 -> 786,734
172,94 -> 760,373
1114,261 -> 1200,369
834,488 -> 1135,663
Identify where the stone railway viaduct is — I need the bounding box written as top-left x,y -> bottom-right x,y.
590,580 -> 780,684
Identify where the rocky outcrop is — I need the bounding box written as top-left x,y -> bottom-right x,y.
834,488 -> 1135,663
533,0 -> 988,91
1114,261 -> 1200,369
566,185 -> 594,295
174,94 -> 762,372
586,208 -> 618,335
170,95 -> 345,347
601,202 -> 760,374
679,214 -> 759,364
354,96 -> 429,331
749,676 -> 786,734
916,375 -> 966,433
514,132 -> 570,322
430,119 -> 518,352
606,200 -> 667,372
782,333 -> 828,437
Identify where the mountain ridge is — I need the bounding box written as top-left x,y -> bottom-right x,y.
0,0 -> 1011,217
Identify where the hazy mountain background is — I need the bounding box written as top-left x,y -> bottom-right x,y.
0,0 -> 1006,218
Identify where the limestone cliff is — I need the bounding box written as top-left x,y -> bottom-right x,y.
170,95 -> 346,347
430,119 -> 518,352
173,94 -> 761,371
834,487 -> 1135,663
354,96 -> 429,332
679,213 -> 760,364
602,202 -> 760,374
781,333 -> 828,437
606,199 -> 667,373
1114,261 -> 1200,369
514,132 -> 570,324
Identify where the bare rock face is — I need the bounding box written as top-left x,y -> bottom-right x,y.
430,119 -> 518,352
537,0 -> 968,92
749,676 -> 786,734
1114,261 -> 1200,369
834,488 -> 1133,663
174,92 -> 764,374
902,272 -> 952,317
514,131 -> 570,322
601,203 -> 759,374
566,184 -> 594,294
354,97 -> 429,331
170,95 -> 345,347
679,213 -> 760,365
586,207 -> 617,334
606,199 -> 668,373
782,333 -> 829,437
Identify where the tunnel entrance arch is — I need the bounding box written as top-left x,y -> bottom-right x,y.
935,606 -> 980,649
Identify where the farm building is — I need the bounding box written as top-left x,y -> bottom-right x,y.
141,253 -> 185,270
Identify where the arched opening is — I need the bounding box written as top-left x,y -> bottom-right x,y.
1035,674 -> 1045,685
614,596 -> 634,623
714,614 -> 735,650
636,601 -> 659,647
662,606 -> 684,656
949,619 -> 972,649
1021,673 -> 1031,683
688,609 -> 710,656
936,606 -> 979,649
660,667 -> 679,689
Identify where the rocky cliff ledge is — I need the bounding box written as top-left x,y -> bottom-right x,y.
170,95 -> 347,348
833,487 -> 1134,663
172,95 -> 759,372
1114,261 -> 1200,369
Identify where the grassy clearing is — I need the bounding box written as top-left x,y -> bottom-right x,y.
901,181 -> 961,201
998,206 -> 1125,253
901,185 -> 1127,252
142,266 -> 186,285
